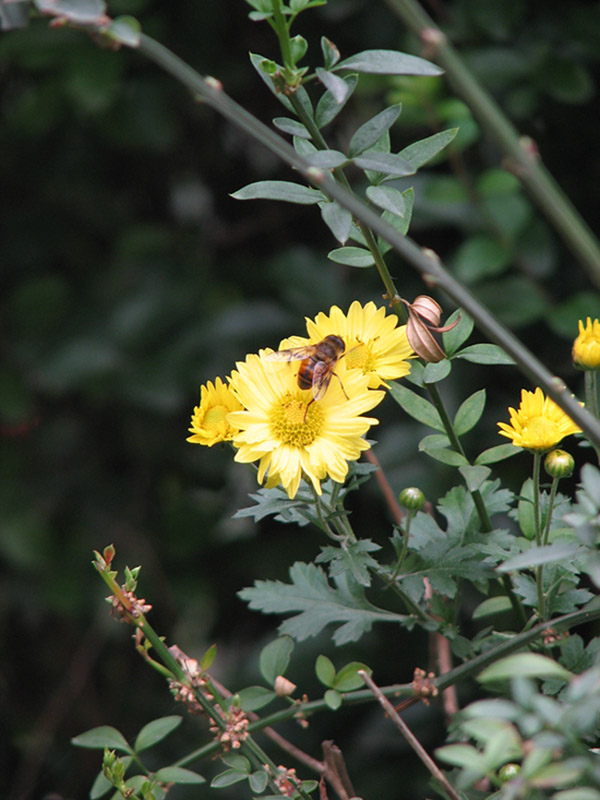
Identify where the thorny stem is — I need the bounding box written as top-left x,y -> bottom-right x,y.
359,670 -> 463,800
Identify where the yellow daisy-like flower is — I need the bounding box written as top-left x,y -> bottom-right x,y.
228,351 -> 385,499
572,317 -> 600,370
187,377 -> 243,447
288,301 -> 414,389
497,387 -> 582,453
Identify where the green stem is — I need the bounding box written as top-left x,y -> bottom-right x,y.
127,33 -> 600,450
388,511 -> 414,581
270,0 -> 293,69
585,371 -> 600,462
532,451 -> 546,620
382,0 -> 600,289
542,476 -> 560,547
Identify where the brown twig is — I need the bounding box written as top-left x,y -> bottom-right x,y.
364,449 -> 403,525
359,670 -> 462,800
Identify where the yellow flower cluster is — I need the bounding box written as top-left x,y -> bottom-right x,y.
187,301 -> 414,498
497,387 -> 581,453
572,317 -> 600,370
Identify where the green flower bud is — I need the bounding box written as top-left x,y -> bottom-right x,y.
498,763 -> 520,782
544,449 -> 574,479
398,487 -> 425,511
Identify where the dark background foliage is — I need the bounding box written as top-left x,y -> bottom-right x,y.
2,0 -> 600,797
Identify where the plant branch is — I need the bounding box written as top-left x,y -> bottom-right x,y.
382,0 -> 600,289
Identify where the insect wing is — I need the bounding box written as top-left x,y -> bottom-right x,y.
311,360 -> 334,400
266,345 -> 315,362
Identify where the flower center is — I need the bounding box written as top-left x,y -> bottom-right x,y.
203,405 -> 228,432
523,417 -> 561,449
270,392 -> 322,447
345,341 -> 373,373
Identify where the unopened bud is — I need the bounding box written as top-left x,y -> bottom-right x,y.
274,675 -> 297,697
398,487 -> 425,511
498,763 -> 520,782
544,449 -> 574,479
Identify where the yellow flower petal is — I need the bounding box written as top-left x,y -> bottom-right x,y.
497,387 -> 582,453
572,317 -> 600,370
187,377 -> 243,447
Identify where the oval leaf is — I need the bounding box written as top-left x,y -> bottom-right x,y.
327,246 -> 374,268
454,344 -> 515,365
366,185 -> 406,216
155,766 -> 205,784
71,725 -> 132,753
497,542 -> 581,573
315,74 -> 358,128
320,201 -> 352,244
335,49 -> 443,76
472,596 -> 513,619
353,152 -> 414,177
324,688 -> 342,710
478,653 -> 572,683
316,68 -> 351,104
454,389 -> 486,436
306,149 -> 347,169
238,686 -> 276,712
273,117 -> 311,138
475,443 -> 521,465
333,662 -> 372,692
315,654 -> 336,687
388,382 -> 445,432
399,128 -> 458,169
348,105 -> 402,158
134,716 -> 182,752
259,636 -> 294,685
230,181 -> 323,205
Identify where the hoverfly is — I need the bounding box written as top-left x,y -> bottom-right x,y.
267,334 -> 349,419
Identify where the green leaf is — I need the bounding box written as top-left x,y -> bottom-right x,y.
365,185 -> 406,216
315,74 -> 358,128
230,181 -> 323,204
421,447 -> 468,467
154,767 -> 205,784
454,389 -> 486,436
333,662 -> 371,691
315,539 -> 381,587
459,465 -> 491,492
306,149 -> 347,169
90,770 -> 114,800
353,151 -> 414,177
273,117 -> 311,138
475,443 -> 521,465
211,769 -> 250,788
478,653 -> 572,683
134,716 -> 182,752
443,310 -> 473,356
237,686 -> 276,711
259,636 -> 294,684
249,770 -> 269,793
422,359 -> 452,384
497,542 -> 582,572
321,36 -> 340,70
518,478 -> 536,540
320,201 -> 353,244
327,246 -> 374,268
388,382 -> 445,432
238,562 -> 405,645
34,0 -> 107,23
398,128 -> 458,169
200,643 -> 217,671
289,34 -> 308,65
453,234 -> 512,284
378,190 -> 414,251
453,344 -> 515,365
315,654 -> 336,687
348,105 -> 402,158
71,726 -> 132,753
472,596 -> 513,619
315,68 -> 351,104
554,790 -> 600,800
324,689 -> 342,709
335,49 -> 444,76
435,743 -> 488,772
222,753 -> 251,771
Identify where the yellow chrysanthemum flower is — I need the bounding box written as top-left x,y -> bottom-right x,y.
187,377 -> 243,447
497,387 -> 582,453
228,351 -> 385,499
572,317 -> 600,370
285,301 -> 414,389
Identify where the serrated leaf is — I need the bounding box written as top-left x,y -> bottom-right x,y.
348,105 -> 402,158
259,636 -> 294,685
238,562 -> 405,645
315,74 -> 358,128
475,443 -> 521,465
399,128 -> 458,169
354,152 -> 414,177
478,653 -> 572,683
497,542 -> 582,572
388,382 -> 445,431
231,181 -> 323,204
316,68 -> 351,103
328,246 -> 374,268
315,540 -> 380,587
71,726 -> 132,753
454,344 -> 515,365
320,201 -> 353,244
335,49 -> 443,76
315,654 -> 336,687
134,716 -> 182,752
443,310 -> 473,356
454,389 -> 486,436
366,185 -> 406,216
272,117 -> 311,138
154,766 -> 205,784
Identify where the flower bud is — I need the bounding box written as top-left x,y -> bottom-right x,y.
572,317 -> 600,370
498,763 -> 520,782
398,487 -> 425,511
274,675 -> 297,697
544,449 -> 574,479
